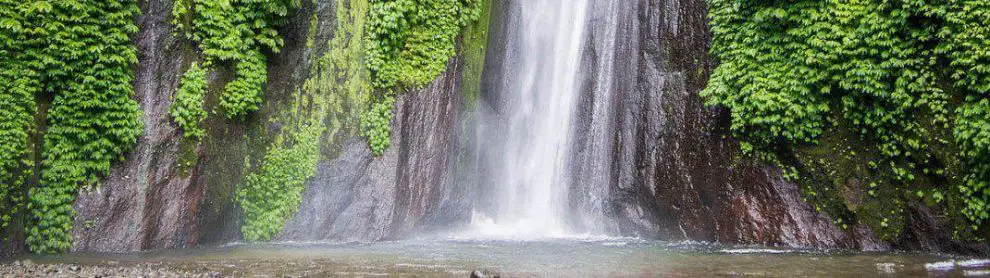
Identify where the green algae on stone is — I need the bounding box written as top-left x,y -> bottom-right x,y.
237,0 -> 371,241
459,0 -> 492,110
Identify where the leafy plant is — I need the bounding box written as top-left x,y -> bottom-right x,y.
220,50 -> 268,118
361,96 -> 395,156
172,0 -> 299,119
0,0 -> 38,236
954,97 -> 990,224
171,63 -> 208,139
238,123 -> 321,241
361,0 -> 482,155
939,0 -> 990,226
704,0 -> 990,233
0,0 -> 146,254
237,0 -> 370,241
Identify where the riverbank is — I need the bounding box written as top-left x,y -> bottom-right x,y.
0,258 -> 475,277
0,260 -> 220,277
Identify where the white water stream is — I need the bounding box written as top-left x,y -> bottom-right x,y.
466,0 -> 592,239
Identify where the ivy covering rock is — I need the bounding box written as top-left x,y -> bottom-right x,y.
704,0 -> 990,238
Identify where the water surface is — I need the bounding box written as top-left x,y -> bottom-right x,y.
9,239 -> 989,277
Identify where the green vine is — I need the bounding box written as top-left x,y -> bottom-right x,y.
360,0 -> 482,155
238,123 -> 321,241
0,0 -> 145,254
704,0 -> 990,235
955,97 -> 990,225
361,96 -> 395,156
0,0 -> 37,237
170,63 -> 208,139
238,0 -> 370,241
939,0 -> 990,226
172,0 -> 299,119
220,50 -> 268,119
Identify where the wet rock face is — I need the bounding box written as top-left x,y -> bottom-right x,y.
594,0 -> 982,252
71,0 -> 201,252
574,0 -> 888,249
280,57 -> 465,241
67,0 -> 467,252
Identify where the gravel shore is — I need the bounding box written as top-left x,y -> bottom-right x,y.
0,260 -> 221,278
0,259 -> 494,277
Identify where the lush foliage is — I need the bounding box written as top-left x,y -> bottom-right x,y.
172,0 -> 298,119
939,0 -> 990,226
955,98 -> 990,223
238,0 -> 370,240
0,0 -> 145,253
238,123 -> 322,241
365,0 -> 482,90
459,0 -> 491,109
360,0 -> 482,155
170,63 -> 209,139
220,50 -> 268,118
0,0 -> 37,235
704,0 -> 990,232
361,96 -> 395,156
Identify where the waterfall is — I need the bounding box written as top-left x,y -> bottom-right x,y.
469,0 -> 595,238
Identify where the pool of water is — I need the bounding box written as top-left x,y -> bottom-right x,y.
6,238 -> 989,276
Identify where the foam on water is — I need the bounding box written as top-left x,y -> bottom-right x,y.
925,260 -> 956,271
719,248 -> 796,254
452,212 -> 639,242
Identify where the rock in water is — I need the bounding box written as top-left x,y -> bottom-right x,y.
470,269 -> 501,278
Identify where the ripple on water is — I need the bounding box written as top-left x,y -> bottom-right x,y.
875,262 -> 902,274
719,248 -> 796,254
958,259 -> 990,268
925,259 -> 956,271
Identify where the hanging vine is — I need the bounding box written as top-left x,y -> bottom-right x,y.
0,0 -> 39,238
361,0 -> 482,155
0,0 -> 147,254
238,0 -> 370,241
704,0 -> 990,236
171,0 -> 299,119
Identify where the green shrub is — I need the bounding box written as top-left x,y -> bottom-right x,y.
939,0 -> 990,226
237,0 -> 370,241
361,0 -> 482,155
0,0 -> 38,234
8,0 -> 145,254
365,0 -> 482,90
172,0 -> 298,119
361,96 -> 395,156
220,51 -> 268,119
954,97 -> 990,224
238,123 -> 321,241
171,63 -> 208,139
705,0 -> 990,231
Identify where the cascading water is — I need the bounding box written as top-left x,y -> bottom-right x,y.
468,0 -> 595,238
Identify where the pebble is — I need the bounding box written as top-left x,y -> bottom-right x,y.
0,262 -> 222,278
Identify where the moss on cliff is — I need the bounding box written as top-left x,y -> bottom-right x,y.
360,0 -> 484,156
705,0 -> 990,243
459,0 -> 492,110
237,0 -> 370,241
